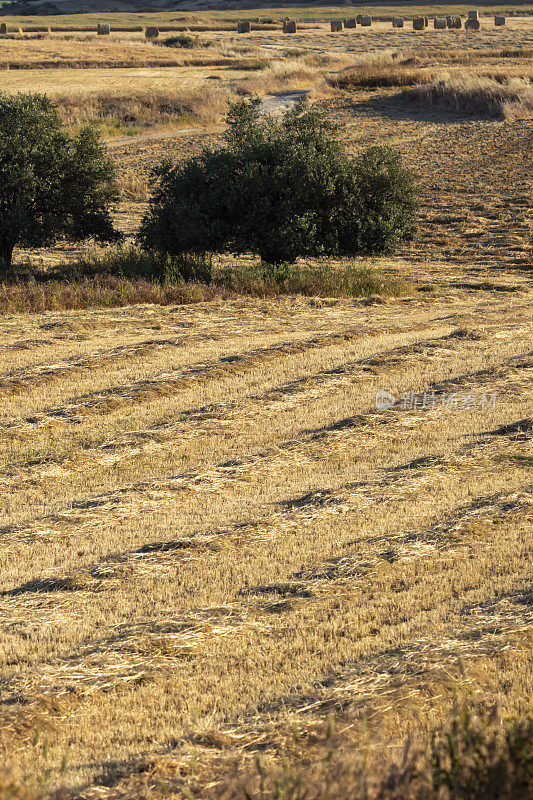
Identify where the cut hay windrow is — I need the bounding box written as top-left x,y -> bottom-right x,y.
3,438 -> 528,599
0,320 -> 528,502
0,606 -> 269,703
1,488 -> 530,742
0,334 -> 229,397
0,353 -> 529,549
0,322 -> 456,435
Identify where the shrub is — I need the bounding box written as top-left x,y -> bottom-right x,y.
139,98 -> 418,265
159,33 -> 210,48
0,92 -> 120,272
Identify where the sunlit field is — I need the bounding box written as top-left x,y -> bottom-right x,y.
0,6 -> 532,799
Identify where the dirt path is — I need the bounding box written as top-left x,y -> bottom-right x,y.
106,90 -> 310,148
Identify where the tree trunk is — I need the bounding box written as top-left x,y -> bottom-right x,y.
0,240 -> 14,273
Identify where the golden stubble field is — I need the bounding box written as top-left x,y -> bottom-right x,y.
0,8 -> 532,800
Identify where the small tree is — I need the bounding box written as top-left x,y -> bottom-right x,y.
0,92 -> 120,272
139,99 -> 418,265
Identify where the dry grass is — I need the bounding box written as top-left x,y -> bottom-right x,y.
0,276 -> 531,798
0,251 -> 410,314
408,73 -> 533,118
235,57 -> 327,96
0,11 -> 532,800
219,700 -> 533,800
331,62 -> 438,88
56,88 -> 230,136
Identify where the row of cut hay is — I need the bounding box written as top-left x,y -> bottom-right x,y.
410,46 -> 533,63
408,74 -> 533,118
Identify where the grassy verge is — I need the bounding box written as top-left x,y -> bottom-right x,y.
235,55 -> 342,97
330,61 -> 438,89
328,48 -> 533,90
227,702 -> 532,800
0,247 -> 411,314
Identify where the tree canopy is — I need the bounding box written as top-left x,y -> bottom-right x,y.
0,92 -> 120,271
139,98 -> 418,265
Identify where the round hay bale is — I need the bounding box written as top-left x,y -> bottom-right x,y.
392,17 -> 404,28
145,26 -> 159,39
0,23 -> 7,35
285,20 -> 296,34
97,23 -> 110,36
345,18 -> 356,29
360,15 -> 372,26
495,15 -> 505,26
413,17 -> 425,31
237,21 -> 251,33
434,18 -> 447,29
330,20 -> 343,32
356,14 -> 363,24
465,18 -> 480,31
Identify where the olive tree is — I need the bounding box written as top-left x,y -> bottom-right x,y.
139,98 -> 418,265
0,92 -> 120,271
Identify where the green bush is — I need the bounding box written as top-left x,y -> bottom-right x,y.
138,98 -> 418,265
160,34 -> 210,49
0,92 -> 120,272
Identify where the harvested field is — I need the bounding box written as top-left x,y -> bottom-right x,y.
0,7 -> 532,799
1,277 -> 532,797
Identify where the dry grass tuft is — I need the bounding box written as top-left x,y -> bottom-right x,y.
55,88 -> 229,136
331,61 -> 437,89
236,58 -> 325,96
407,74 -> 533,118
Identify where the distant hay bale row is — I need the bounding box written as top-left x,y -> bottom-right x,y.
0,11 -> 507,41
447,16 -> 462,28
332,16 -> 372,29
